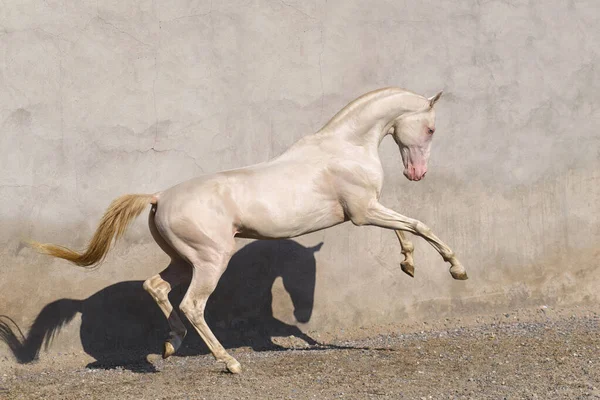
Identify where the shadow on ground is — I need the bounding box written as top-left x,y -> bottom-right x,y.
0,240 -> 326,372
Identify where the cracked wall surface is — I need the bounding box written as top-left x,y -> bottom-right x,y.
1,0 -> 599,358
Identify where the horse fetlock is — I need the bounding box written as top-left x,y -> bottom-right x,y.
172,328 -> 187,339
169,329 -> 186,344
212,351 -> 242,374
440,250 -> 456,263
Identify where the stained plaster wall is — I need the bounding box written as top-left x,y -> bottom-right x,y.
0,0 -> 598,358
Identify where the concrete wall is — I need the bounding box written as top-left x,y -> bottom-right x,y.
1,0 -> 599,359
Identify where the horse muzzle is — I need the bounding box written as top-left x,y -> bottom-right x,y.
403,165 -> 427,181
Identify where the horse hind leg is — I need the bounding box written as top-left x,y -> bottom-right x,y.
152,202 -> 240,372
144,206 -> 191,358
143,260 -> 190,359
178,243 -> 241,373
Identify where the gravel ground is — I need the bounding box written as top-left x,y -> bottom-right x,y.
1,305 -> 599,399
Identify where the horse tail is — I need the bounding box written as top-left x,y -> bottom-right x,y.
28,193 -> 158,268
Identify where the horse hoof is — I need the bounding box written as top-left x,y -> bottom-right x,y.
401,261 -> 414,277
163,341 -> 175,359
226,359 -> 242,374
449,264 -> 468,280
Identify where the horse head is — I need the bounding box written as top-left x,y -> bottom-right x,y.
390,91 -> 443,181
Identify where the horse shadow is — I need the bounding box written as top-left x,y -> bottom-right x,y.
0,240 -> 323,372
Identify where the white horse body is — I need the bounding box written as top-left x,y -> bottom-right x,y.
155,131 -> 380,241
31,87 -> 468,374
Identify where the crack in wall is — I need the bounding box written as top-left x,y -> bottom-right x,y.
0,184 -> 55,190
157,0 -> 214,24
96,16 -> 151,48
88,141 -> 204,172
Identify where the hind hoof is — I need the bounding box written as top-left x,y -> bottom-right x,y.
163,341 -> 175,359
162,332 -> 185,359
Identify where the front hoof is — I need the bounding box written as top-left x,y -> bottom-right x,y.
449,264 -> 468,280
401,261 -> 415,277
226,359 -> 242,374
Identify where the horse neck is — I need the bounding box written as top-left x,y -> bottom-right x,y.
320,90 -> 429,151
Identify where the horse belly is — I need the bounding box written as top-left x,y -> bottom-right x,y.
236,196 -> 345,239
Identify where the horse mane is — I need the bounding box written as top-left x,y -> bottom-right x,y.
319,87 -> 424,132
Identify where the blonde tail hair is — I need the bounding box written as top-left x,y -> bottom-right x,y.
28,194 -> 156,268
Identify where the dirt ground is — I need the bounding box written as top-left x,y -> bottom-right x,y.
1,305 -> 599,400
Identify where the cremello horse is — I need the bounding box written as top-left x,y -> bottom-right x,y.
30,87 -> 468,374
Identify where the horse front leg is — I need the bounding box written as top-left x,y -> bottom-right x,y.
352,201 -> 468,280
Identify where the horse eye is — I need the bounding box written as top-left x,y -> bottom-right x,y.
428,128 -> 435,135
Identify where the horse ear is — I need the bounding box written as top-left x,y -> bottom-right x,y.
310,242 -> 324,253
428,90 -> 443,108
